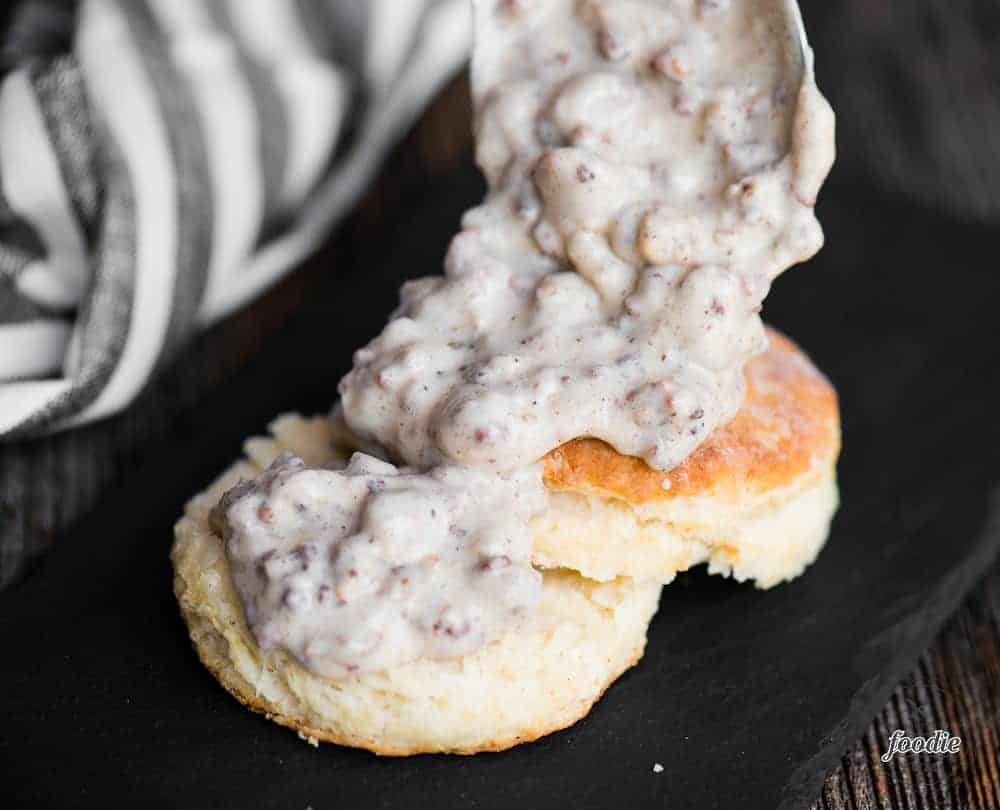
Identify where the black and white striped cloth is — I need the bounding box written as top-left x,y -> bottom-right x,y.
0,0 -> 469,438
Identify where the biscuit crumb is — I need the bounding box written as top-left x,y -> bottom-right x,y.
298,730 -> 320,747
653,762 -> 664,773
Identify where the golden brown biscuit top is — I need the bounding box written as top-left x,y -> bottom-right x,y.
542,329 -> 840,504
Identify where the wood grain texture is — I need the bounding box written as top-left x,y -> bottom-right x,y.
812,569 -> 1000,810
1,73 -> 997,808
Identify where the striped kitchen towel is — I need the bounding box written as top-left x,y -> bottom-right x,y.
0,0 -> 469,438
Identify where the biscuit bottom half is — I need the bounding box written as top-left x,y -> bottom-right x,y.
172,439 -> 662,755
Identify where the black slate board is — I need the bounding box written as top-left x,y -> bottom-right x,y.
1,165 -> 999,810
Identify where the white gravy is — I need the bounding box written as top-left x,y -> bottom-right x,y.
215,0 -> 835,677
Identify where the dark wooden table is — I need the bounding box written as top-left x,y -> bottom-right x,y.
2,75 -> 998,809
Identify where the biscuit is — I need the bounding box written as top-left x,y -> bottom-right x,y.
170,327 -> 837,752
172,432 -> 661,755
535,329 -> 840,587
